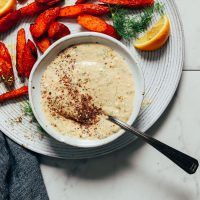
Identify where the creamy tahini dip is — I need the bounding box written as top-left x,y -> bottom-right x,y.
41,43 -> 135,139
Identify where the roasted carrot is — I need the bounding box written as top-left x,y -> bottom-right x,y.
27,39 -> 38,59
36,0 -> 63,6
46,0 -> 62,6
59,4 -> 109,18
77,15 -> 120,39
75,0 -> 87,4
20,2 -> 49,17
36,0 -> 56,3
59,5 -> 82,18
20,0 -> 62,17
0,42 -> 14,87
30,7 -> 60,38
0,58 -> 14,87
34,37 -> 51,53
0,10 -> 21,33
0,86 -> 28,103
81,4 -> 110,15
30,24 -> 51,53
99,0 -> 154,7
77,14 -> 108,33
48,22 -> 70,40
16,28 -> 26,77
17,28 -> 38,78
104,24 -> 121,40
0,42 -> 12,62
23,40 -> 37,78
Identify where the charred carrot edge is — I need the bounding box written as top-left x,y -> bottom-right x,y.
20,1 -> 61,17
75,0 -> 87,4
99,0 -> 154,7
0,86 -> 28,103
46,0 -> 62,6
0,58 -> 14,87
48,21 -> 70,40
36,0 -> 63,6
104,24 -> 121,40
34,37 -> 52,53
23,41 -> 37,78
0,42 -> 14,87
0,42 -> 12,62
30,7 -> 60,38
36,0 -> 55,3
0,10 -> 21,33
20,2 -> 49,17
27,39 -> 38,58
16,28 -> 26,77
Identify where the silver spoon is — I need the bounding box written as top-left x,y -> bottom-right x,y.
108,116 -> 199,174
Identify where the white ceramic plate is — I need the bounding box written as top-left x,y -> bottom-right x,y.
0,0 -> 184,158
29,32 -> 144,148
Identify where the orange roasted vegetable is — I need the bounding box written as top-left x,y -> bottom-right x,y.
104,24 -> 121,39
20,2 -> 49,17
20,0 -> 61,17
35,0 -> 62,6
81,4 -> 109,15
78,15 -> 120,39
0,10 -> 21,33
23,40 -> 37,78
99,0 -> 154,7
0,86 -> 28,102
30,24 -> 51,53
77,14 -> 107,33
0,42 -> 12,62
59,4 -> 109,18
34,37 -> 51,53
36,0 -> 57,3
0,42 -> 14,86
16,28 -> 26,77
77,14 -> 111,35
27,39 -> 38,58
46,0 -> 62,6
59,5 -> 82,18
75,0 -> 87,4
48,22 -> 70,40
30,7 -> 60,38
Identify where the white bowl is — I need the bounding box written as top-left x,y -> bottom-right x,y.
28,32 -> 145,148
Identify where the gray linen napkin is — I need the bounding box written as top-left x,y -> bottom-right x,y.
0,132 -> 49,200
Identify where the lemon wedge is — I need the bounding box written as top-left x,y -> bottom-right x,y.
0,0 -> 16,18
134,15 -> 171,51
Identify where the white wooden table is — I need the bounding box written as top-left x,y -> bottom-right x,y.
40,1 -> 200,199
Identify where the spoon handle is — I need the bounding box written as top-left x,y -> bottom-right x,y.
108,116 -> 199,174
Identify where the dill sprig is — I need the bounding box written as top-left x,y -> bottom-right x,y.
24,101 -> 34,117
154,2 -> 165,15
111,2 -> 165,40
23,101 -> 45,133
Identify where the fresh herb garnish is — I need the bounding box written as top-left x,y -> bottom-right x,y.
37,125 -> 45,133
23,101 -> 45,133
154,2 -> 165,16
110,2 -> 165,40
24,101 -> 34,117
